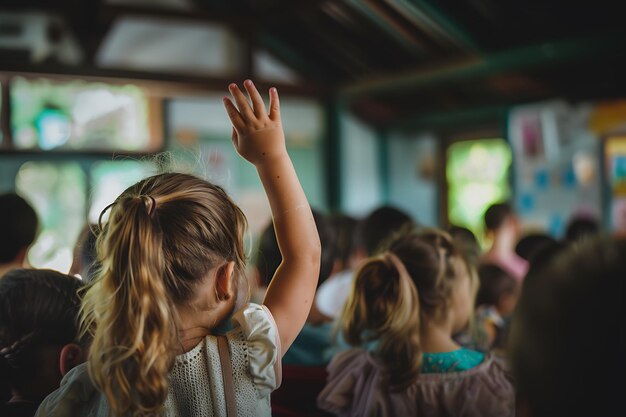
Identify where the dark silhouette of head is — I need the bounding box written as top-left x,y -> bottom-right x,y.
564,216 -> 600,243
0,193 -> 38,269
356,206 -> 414,256
255,209 -> 335,288
511,236 -> 626,417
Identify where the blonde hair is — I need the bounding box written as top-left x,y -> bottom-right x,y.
81,173 -> 247,416
341,253 -> 421,390
340,229 -> 471,390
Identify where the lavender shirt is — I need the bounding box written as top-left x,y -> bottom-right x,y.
318,349 -> 515,417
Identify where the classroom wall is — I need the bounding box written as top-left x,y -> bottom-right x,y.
339,113 -> 383,216
387,132 -> 439,227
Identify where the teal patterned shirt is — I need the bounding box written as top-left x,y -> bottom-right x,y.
421,348 -> 485,373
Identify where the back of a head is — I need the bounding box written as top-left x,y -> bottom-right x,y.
475,264 -> 517,307
390,230 -> 465,321
255,222 -> 282,289
0,269 -> 82,401
83,172 -> 248,416
329,214 -> 358,270
484,202 -> 513,233
510,237 -> 626,417
515,233 -> 558,262
564,216 -> 600,243
255,209 -> 335,288
342,229 -> 465,389
0,193 -> 38,266
357,206 -> 414,256
448,225 -> 481,266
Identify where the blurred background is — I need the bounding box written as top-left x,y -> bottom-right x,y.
1,0 -> 626,273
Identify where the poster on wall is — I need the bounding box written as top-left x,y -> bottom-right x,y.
519,114 -> 544,159
605,137 -> 626,232
508,102 -> 601,236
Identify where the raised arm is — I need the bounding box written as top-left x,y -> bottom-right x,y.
223,80 -> 321,353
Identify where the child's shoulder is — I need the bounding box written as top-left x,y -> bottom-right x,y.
35,363 -> 104,417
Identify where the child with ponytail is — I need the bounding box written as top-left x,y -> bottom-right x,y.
36,80 -> 321,417
318,230 -> 514,417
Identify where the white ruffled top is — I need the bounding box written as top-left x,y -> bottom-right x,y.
35,303 -> 282,417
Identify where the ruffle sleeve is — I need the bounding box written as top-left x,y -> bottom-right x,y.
230,303 -> 282,398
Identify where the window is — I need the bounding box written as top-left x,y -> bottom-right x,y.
11,77 -> 158,152
15,162 -> 86,272
447,139 -> 512,239
89,160 -> 157,223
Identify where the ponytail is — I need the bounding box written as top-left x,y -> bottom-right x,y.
82,173 -> 249,417
340,253 -> 421,389
82,195 -> 175,416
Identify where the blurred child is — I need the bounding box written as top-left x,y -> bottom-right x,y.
315,206 -> 414,320
253,209 -> 336,365
514,233 -> 557,264
474,264 -> 519,352
36,81 -> 321,417
448,225 -> 481,266
251,221 -> 283,304
564,215 -> 600,244
0,193 -> 38,278
1,269 -> 85,417
481,202 -> 528,281
318,230 -> 514,417
69,224 -> 100,283
511,237 -> 626,417
328,214 -> 358,275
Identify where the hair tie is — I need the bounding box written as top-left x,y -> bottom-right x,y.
141,195 -> 157,217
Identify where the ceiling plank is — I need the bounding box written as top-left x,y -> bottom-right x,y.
384,0 -> 480,53
343,0 -> 428,58
256,32 -> 341,83
403,0 -> 481,53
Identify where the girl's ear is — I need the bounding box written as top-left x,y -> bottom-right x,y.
215,261 -> 236,300
59,343 -> 85,376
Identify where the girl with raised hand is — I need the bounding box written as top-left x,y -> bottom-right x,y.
36,80 -> 321,417
317,230 -> 514,417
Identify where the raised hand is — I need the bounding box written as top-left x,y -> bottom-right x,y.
221,79 -> 321,354
223,80 -> 286,166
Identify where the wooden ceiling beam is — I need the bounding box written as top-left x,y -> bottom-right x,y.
0,63 -> 329,98
389,105 -> 508,132
340,31 -> 626,100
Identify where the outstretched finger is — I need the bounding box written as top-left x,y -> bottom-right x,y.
268,87 -> 280,121
243,80 -> 267,118
228,83 -> 255,121
222,97 -> 245,131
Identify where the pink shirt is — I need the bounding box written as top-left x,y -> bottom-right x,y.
480,251 -> 528,282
